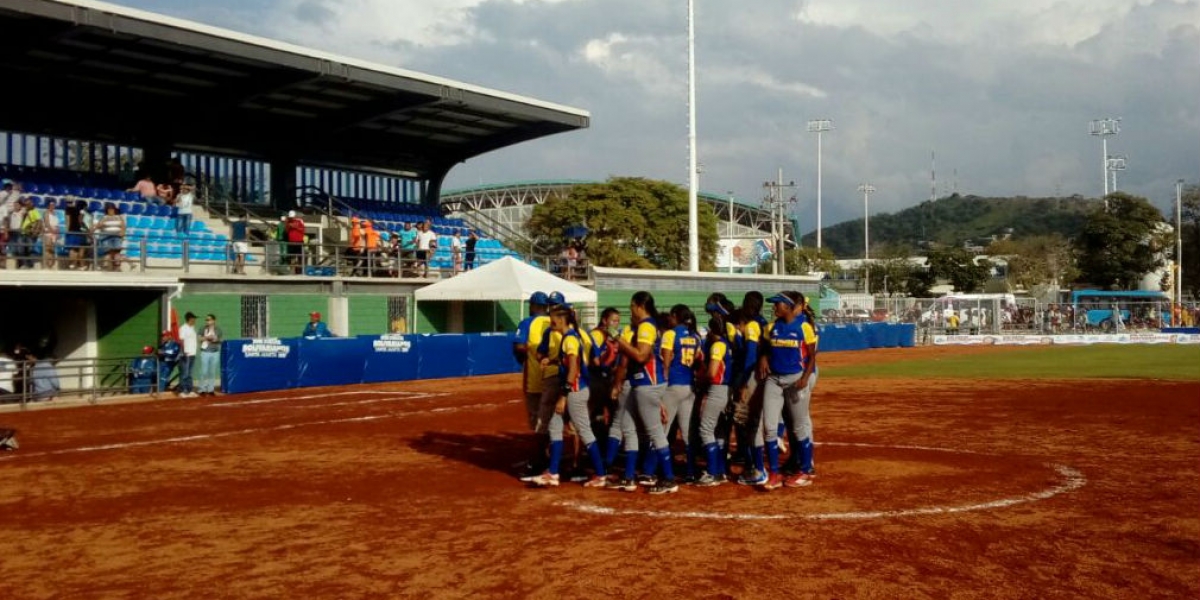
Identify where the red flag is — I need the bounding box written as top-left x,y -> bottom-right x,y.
170,307 -> 180,342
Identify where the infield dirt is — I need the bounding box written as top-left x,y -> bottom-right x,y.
1,345 -> 1197,599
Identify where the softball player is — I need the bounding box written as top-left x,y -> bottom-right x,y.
589,308 -> 621,442
521,292 -> 567,482
735,291 -> 769,486
757,291 -> 819,490
694,315 -> 733,486
514,291 -> 551,480
660,304 -> 703,481
781,298 -> 820,481
611,291 -> 678,495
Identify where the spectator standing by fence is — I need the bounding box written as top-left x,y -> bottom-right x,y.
464,230 -> 478,271
41,199 -> 60,270
91,203 -> 125,272
286,211 -> 305,274
451,231 -> 463,274
128,172 -> 157,201
399,222 -> 417,275
4,194 -> 22,270
157,330 -> 180,393
175,179 -> 195,235
65,200 -> 90,271
178,312 -> 198,398
0,179 -> 16,269
129,346 -> 157,394
196,314 -> 223,397
28,352 -> 60,402
18,198 -> 41,270
416,222 -> 437,278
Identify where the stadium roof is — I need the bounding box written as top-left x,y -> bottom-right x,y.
0,0 -> 590,177
442,179 -> 769,212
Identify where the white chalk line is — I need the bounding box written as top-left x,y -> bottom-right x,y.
208,389 -> 439,408
557,442 -> 1088,522
0,398 -> 521,462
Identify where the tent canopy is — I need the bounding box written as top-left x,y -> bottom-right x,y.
414,257 -> 597,303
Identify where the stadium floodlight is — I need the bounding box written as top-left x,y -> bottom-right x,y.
858,183 -> 876,294
686,0 -> 700,272
807,119 -> 833,250
1106,155 -> 1127,192
1089,118 -> 1120,201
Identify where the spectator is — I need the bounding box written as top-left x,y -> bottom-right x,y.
286,211 -> 305,274
128,172 -> 157,201
230,217 -> 248,275
0,350 -> 14,401
565,243 -> 579,281
18,198 -> 41,270
91,202 -> 125,272
157,330 -> 180,393
64,200 -> 91,271
41,198 -> 60,270
947,311 -> 960,335
129,346 -> 157,394
28,351 -> 60,402
155,182 -> 176,206
196,314 -> 223,397
302,312 -> 334,338
4,195 -> 24,270
348,217 -> 364,275
178,312 -> 198,398
175,178 -> 195,236
0,179 -> 16,269
450,231 -> 463,274
364,220 -> 381,275
465,230 -> 478,271
416,221 -> 437,278
399,222 -> 418,275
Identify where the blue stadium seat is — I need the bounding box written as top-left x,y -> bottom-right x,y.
127,203 -> 144,216
124,191 -> 141,202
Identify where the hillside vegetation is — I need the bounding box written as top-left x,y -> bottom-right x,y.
805,194 -> 1103,258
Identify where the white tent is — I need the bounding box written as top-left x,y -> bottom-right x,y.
413,257 -> 597,332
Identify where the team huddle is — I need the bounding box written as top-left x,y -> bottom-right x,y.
513,289 -> 819,495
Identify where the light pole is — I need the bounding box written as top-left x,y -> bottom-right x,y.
763,171 -> 797,276
1089,118 -> 1120,202
685,0 -> 700,272
859,183 -> 876,293
807,119 -> 833,250
727,190 -> 735,274
1178,179 -> 1185,319
1106,155 -> 1127,192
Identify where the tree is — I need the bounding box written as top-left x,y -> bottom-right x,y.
1179,183 -> 1200,299
1074,192 -> 1169,290
925,245 -> 991,292
986,234 -> 1079,290
527,177 -> 720,270
757,246 -> 840,276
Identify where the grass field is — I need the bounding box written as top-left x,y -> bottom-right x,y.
823,344 -> 1200,380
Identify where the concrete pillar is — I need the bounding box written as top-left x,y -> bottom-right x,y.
448,301 -> 464,333
270,157 -> 299,212
328,296 -> 350,337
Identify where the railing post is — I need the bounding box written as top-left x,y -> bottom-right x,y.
139,238 -> 147,272
182,239 -> 190,273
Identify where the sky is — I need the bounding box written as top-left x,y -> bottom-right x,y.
111,0 -> 1199,232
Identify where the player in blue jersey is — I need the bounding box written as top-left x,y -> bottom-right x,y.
660,304 -> 704,482
735,291 -> 770,486
694,315 -> 734,486
588,308 -> 621,442
609,291 -> 678,495
602,320 -> 636,476
757,290 -> 819,490
781,296 -> 820,483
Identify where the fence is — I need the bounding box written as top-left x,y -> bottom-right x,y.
0,355 -> 171,409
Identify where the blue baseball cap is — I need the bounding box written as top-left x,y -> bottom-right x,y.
529,291 -> 549,305
705,302 -> 730,316
766,293 -> 798,307
547,291 -> 566,306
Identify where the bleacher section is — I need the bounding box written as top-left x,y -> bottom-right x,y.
337,198 -> 522,272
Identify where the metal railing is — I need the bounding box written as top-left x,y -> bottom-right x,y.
0,355 -> 174,409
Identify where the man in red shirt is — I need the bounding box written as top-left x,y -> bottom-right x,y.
286,211 -> 306,274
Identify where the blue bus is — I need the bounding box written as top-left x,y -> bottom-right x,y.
1069,290 -> 1171,330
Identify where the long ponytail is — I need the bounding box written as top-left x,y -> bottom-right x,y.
631,291 -> 659,325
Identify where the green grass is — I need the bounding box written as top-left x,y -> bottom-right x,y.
822,345 -> 1200,381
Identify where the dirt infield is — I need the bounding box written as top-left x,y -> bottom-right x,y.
1,346 -> 1197,599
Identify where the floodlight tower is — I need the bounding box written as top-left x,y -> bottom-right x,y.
686,0 -> 699,272
858,183 -> 876,293
1089,118 -> 1120,200
763,171 -> 797,275
807,119 -> 833,250
1106,155 -> 1127,192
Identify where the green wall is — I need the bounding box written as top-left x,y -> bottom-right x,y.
268,294 -> 327,338
416,301 -> 447,334
174,294 -> 242,338
348,296 -> 389,336
96,292 -> 163,360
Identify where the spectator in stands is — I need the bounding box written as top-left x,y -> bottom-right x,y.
157,330 -> 180,393
946,311 -> 960,335
41,199 -> 60,270
465,230 -> 478,271
196,314 -> 223,397
564,242 -> 579,281
302,312 -> 334,338
178,312 -> 198,398
0,179 -> 16,268
4,194 -> 24,270
128,171 -> 157,201
129,346 -> 157,394
28,351 -> 60,402
175,178 -> 195,235
0,349 -> 15,401
286,211 -> 305,274
416,221 -> 437,278
18,198 -> 41,270
450,231 -> 463,274
230,217 -> 248,275
364,220 -> 381,276
64,200 -> 91,271
156,182 -> 175,206
91,203 -> 125,272
399,222 -> 417,275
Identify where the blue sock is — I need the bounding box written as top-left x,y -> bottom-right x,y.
642,444 -> 657,474
548,440 -> 563,475
705,442 -> 720,476
716,439 -> 727,474
777,422 -> 786,439
799,438 -> 814,473
766,440 -> 780,473
604,437 -> 621,467
624,449 -> 638,480
657,447 -> 675,480
752,445 -> 765,475
684,444 -> 695,477
586,442 -> 605,477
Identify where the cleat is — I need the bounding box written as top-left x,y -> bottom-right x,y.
737,469 -> 768,486
636,474 -> 657,487
762,473 -> 784,491
606,477 -> 638,492
784,473 -> 814,488
517,462 -> 542,482
583,475 -> 608,488
530,472 -> 560,487
692,472 -> 722,487
648,481 -> 679,495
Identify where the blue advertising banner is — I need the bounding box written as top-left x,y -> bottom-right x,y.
221,338 -> 299,394
296,337 -> 372,388
362,334 -> 421,383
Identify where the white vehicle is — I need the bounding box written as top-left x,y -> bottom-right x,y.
920,293 -> 1017,326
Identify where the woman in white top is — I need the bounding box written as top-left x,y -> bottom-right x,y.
91,203 -> 126,272
450,232 -> 463,274
175,179 -> 195,235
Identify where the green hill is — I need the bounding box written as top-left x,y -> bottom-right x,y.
804,194 -> 1103,258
